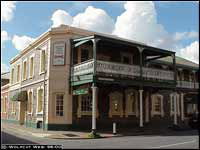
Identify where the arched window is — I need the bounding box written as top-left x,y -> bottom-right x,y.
125,89 -> 138,117
109,91 -> 123,118
28,90 -> 33,113
37,88 -> 43,113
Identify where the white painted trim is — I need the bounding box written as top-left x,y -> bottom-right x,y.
27,89 -> 33,114
170,93 -> 180,116
151,94 -> 164,117
9,78 -> 48,92
39,49 -> 46,75
54,93 -> 65,117
16,64 -> 21,83
125,89 -> 138,117
22,58 -> 28,81
36,86 -> 44,114
29,54 -> 35,79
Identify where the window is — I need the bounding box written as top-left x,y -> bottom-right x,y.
28,91 -> 33,113
37,88 -> 43,113
125,90 -> 138,117
11,68 -> 14,84
81,95 -> 92,112
123,56 -> 130,64
154,97 -> 161,112
109,91 -> 123,117
23,60 -> 27,80
4,97 -> 7,112
29,56 -> 34,78
56,94 -> 64,116
131,95 -> 136,113
40,50 -> 45,73
81,49 -> 89,62
151,94 -> 164,117
170,94 -> 180,116
17,65 -> 20,82
121,53 -> 133,65
11,101 -> 15,113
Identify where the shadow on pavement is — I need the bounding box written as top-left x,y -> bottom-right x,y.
1,131 -> 38,144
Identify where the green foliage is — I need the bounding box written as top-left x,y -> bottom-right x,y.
87,132 -> 101,138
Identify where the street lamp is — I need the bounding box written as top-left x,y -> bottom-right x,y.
36,47 -> 46,131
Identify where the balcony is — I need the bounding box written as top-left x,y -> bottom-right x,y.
71,59 -> 175,81
177,81 -> 199,89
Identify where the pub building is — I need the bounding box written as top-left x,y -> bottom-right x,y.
1,25 -> 199,133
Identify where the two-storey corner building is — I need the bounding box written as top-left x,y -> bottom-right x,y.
2,25 -> 199,131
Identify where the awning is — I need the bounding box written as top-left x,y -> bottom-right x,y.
11,91 -> 28,102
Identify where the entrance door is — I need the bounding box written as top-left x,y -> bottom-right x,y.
19,101 -> 26,125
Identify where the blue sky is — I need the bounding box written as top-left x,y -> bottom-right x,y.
1,1 -> 199,73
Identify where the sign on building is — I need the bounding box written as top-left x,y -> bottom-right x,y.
53,42 -> 65,65
73,88 -> 89,95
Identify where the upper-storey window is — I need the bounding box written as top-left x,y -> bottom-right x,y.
121,53 -> 133,65
11,68 -> 14,84
40,50 -> 45,74
23,60 -> 27,80
17,64 -> 20,83
81,49 -> 89,62
29,55 -> 34,78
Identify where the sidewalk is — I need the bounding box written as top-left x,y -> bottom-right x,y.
1,122 -> 120,139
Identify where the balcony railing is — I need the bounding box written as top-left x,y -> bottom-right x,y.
177,81 -> 199,89
72,59 -> 175,81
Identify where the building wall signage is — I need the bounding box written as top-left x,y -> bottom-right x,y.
73,88 -> 89,95
53,42 -> 65,65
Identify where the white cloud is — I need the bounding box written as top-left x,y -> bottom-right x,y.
72,6 -> 115,34
178,41 -> 199,64
173,31 -> 199,41
113,1 -> 169,47
1,30 -> 10,49
51,9 -> 73,27
1,1 -> 16,22
51,6 -> 115,34
1,63 -> 10,73
12,35 -> 36,51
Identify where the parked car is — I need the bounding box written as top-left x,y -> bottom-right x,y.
188,112 -> 198,129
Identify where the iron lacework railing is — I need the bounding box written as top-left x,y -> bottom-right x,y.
71,59 -> 174,81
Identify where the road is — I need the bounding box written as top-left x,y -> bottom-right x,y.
1,129 -> 199,149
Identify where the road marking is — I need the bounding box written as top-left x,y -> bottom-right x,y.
151,140 -> 197,149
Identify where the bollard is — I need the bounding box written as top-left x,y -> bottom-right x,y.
113,122 -> 116,135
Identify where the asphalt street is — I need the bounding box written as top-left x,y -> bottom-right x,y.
1,129 -> 199,149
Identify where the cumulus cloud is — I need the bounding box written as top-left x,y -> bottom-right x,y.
1,30 -> 10,49
1,1 -> 16,22
72,6 -> 115,34
1,63 -> 10,73
178,41 -> 199,64
51,6 -> 115,34
173,31 -> 199,41
113,1 -> 169,47
12,35 -> 36,51
51,9 -> 73,27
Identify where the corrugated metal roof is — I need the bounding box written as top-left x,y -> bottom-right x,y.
155,56 -> 199,69
1,72 -> 10,79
